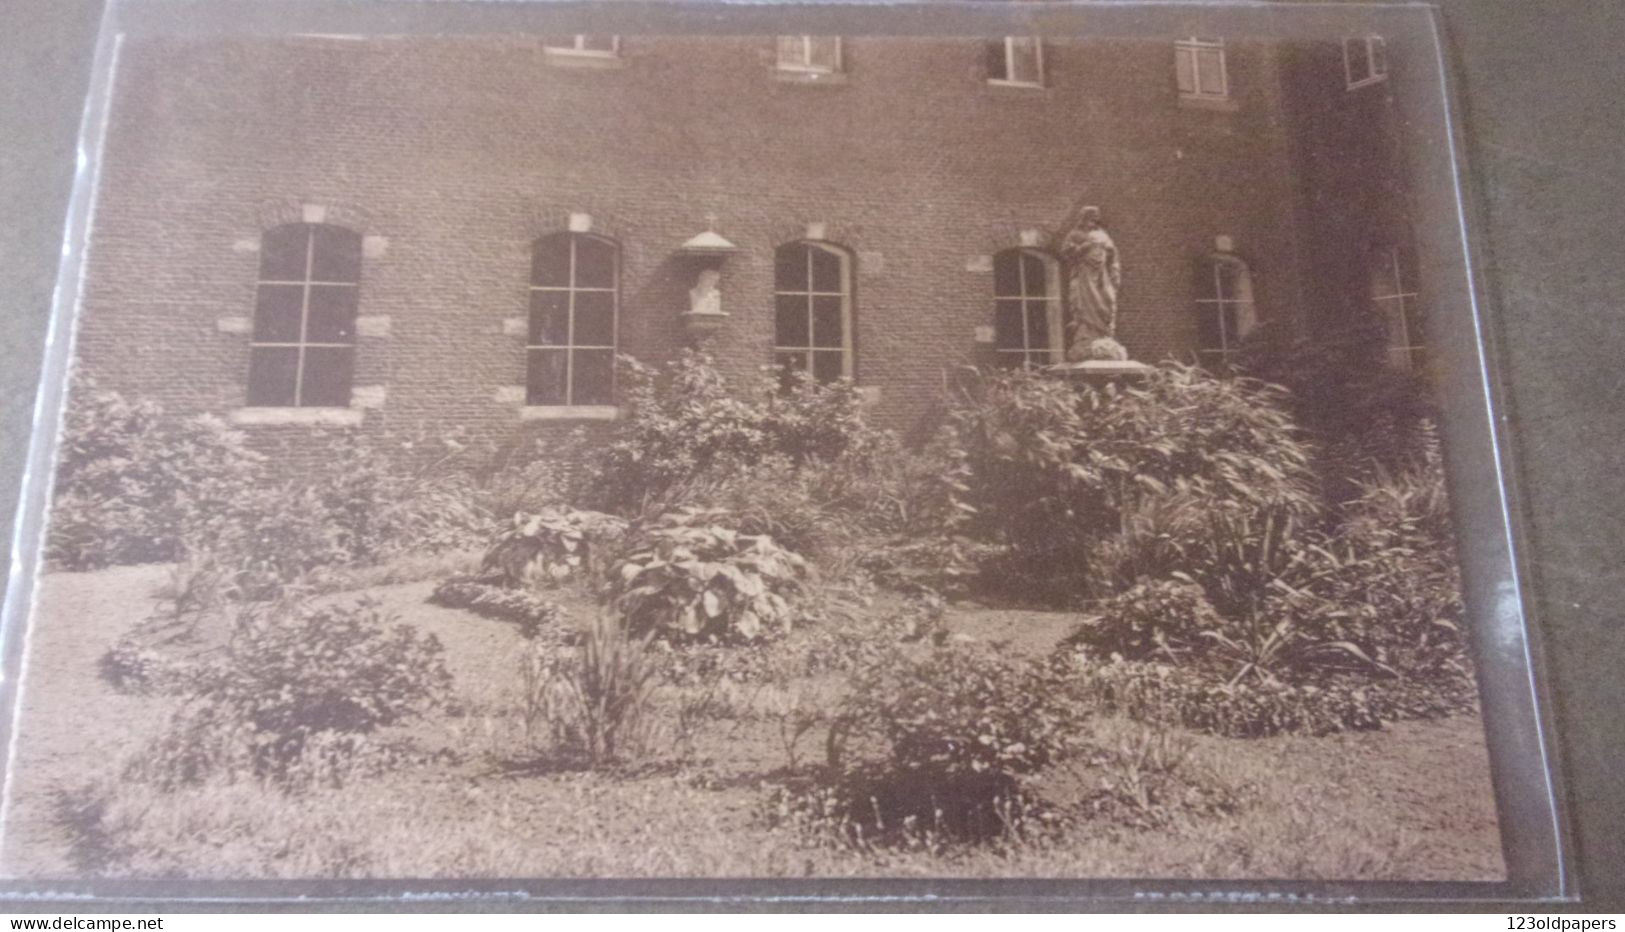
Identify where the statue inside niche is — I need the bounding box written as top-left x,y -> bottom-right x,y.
689,268 -> 723,316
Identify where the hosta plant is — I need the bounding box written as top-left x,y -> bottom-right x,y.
480,507 -> 628,586
609,509 -> 810,642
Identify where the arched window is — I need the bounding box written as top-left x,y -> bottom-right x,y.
529,233 -> 619,407
992,248 -> 1061,368
248,222 -> 361,407
774,240 -> 853,383
1195,252 -> 1256,371
1370,244 -> 1423,369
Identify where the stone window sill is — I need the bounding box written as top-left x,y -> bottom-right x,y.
774,69 -> 848,86
542,49 -> 625,69
1178,94 -> 1239,112
520,405 -> 619,422
230,407 -> 364,427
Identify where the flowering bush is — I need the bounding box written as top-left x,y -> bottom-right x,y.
609,509 -> 810,643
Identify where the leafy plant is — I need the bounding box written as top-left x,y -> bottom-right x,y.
47,381 -> 263,569
479,507 -> 628,586
609,509 -> 811,642
1059,579 -> 1223,664
131,599 -> 452,788
518,615 -> 660,767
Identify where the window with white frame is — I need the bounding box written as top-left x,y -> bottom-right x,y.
1344,36 -> 1388,89
1175,37 -> 1229,100
1195,252 -> 1256,371
248,223 -> 361,407
992,249 -> 1061,368
776,36 -> 842,74
542,35 -> 620,57
986,37 -> 1044,86
1370,245 -> 1424,368
528,233 -> 618,407
774,240 -> 853,384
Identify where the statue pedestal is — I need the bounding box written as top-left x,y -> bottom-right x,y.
1046,359 -> 1154,385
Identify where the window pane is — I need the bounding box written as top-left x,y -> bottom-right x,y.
986,40 -> 1009,81
994,299 -> 1025,349
1026,300 -> 1049,348
246,347 -> 300,407
253,284 -> 304,343
1196,48 -> 1225,95
527,349 -> 569,405
1197,305 -> 1225,355
531,237 -> 572,287
1345,38 -> 1370,84
259,225 -> 309,281
812,295 -> 844,348
309,226 -> 362,282
573,349 -> 614,405
574,237 -> 616,289
1370,37 -> 1387,77
777,36 -> 806,67
1175,48 -> 1196,94
300,346 -> 354,407
1009,37 -> 1041,83
529,290 -> 570,346
306,284 -> 358,343
1021,253 -> 1048,295
808,37 -> 840,71
775,293 -> 810,348
993,252 -> 1021,297
810,246 -> 843,293
1215,262 -> 1241,301
812,350 -> 844,383
573,290 -> 615,346
775,243 -> 810,290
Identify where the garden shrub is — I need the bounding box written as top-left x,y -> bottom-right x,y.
584,352 -> 887,515
47,382 -> 263,569
609,508 -> 811,643
429,576 -> 570,642
773,642 -> 1078,848
1059,579 -> 1224,663
946,364 -> 1318,602
306,432 -> 490,564
130,599 -> 452,788
479,507 -> 628,587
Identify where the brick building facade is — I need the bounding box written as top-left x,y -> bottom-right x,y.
72,32 -> 1416,448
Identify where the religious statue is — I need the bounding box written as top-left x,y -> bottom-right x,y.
688,268 -> 723,316
1056,205 -> 1127,362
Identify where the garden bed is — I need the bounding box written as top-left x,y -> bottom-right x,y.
0,565 -> 1505,881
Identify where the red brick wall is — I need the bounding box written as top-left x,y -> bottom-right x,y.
76,34 -> 1316,449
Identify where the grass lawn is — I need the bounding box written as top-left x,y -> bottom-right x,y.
0,565 -> 1506,881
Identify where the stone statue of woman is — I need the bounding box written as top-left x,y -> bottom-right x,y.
1057,205 -> 1128,362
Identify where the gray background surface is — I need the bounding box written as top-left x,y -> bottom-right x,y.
1,0 -> 1621,910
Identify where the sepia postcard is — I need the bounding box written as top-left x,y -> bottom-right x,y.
0,0 -> 1570,905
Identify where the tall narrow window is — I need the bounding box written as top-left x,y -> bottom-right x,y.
986,37 -> 1044,86
1370,245 -> 1423,368
776,36 -> 842,73
1175,37 -> 1229,100
247,223 -> 361,408
1195,253 -> 1256,371
992,249 -> 1060,368
529,233 -> 618,407
1344,35 -> 1388,89
543,35 -> 620,57
774,241 -> 853,383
